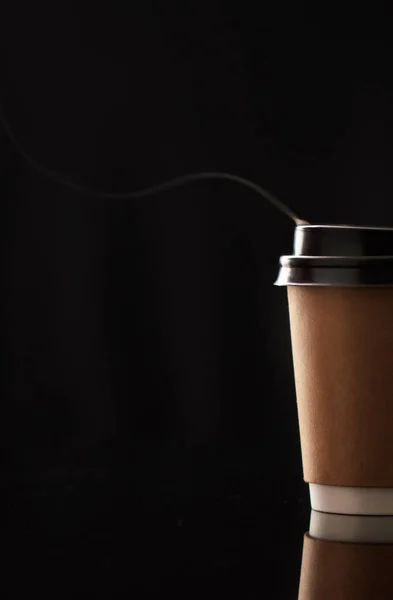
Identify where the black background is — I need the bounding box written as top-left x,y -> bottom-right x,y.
2,3 -> 393,596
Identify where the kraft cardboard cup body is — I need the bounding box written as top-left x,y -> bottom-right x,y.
298,533 -> 393,600
276,225 -> 393,514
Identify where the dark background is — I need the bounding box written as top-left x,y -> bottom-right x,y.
1,3 -> 393,596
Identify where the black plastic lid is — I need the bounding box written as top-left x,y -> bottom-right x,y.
275,225 -> 393,287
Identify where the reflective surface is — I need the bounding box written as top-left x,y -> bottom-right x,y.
3,475 -> 309,596
6,475 -> 393,596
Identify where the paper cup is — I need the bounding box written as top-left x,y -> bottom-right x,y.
277,225 -> 393,514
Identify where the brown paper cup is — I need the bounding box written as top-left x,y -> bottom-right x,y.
298,534 -> 393,600
276,225 -> 393,514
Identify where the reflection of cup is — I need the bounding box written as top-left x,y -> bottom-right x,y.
276,225 -> 393,514
299,512 -> 393,599
298,534 -> 393,600
309,510 -> 393,544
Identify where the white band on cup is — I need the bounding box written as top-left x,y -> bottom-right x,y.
309,510 -> 393,543
309,484 -> 393,515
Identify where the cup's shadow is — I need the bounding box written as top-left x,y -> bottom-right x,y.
298,511 -> 393,599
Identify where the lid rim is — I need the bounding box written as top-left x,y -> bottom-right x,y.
280,256 -> 393,268
296,224 -> 393,232
276,265 -> 393,287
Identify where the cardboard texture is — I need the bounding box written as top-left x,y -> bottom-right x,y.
298,534 -> 393,600
288,287 -> 393,486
